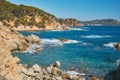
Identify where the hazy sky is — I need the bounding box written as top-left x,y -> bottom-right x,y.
8,0 -> 120,21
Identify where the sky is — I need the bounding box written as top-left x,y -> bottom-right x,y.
8,0 -> 120,21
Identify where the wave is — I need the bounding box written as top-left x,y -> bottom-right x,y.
26,43 -> 44,53
116,59 -> 120,66
63,70 -> 87,79
81,35 -> 112,38
41,38 -> 79,46
103,42 -> 117,48
51,30 -> 64,31
51,27 -> 89,31
70,28 -> 89,31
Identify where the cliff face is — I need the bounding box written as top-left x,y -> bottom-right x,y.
0,24 -> 40,64
58,18 -> 83,27
0,25 -> 94,80
0,0 -> 62,30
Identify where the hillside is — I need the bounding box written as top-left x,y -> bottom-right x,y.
0,0 -> 83,30
0,0 -> 63,30
58,18 -> 83,27
81,19 -> 120,26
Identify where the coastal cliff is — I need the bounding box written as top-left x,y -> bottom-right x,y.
58,18 -> 83,27
0,0 -> 62,30
0,0 -> 82,30
0,25 -> 63,80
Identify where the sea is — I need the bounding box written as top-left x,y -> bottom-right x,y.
13,26 -> 120,78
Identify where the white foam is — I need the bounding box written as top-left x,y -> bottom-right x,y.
71,28 -> 83,31
116,59 -> 120,66
41,38 -> 79,46
27,43 -> 43,53
70,28 -> 88,31
51,30 -> 64,31
81,35 -> 112,38
63,70 -> 87,80
103,42 -> 117,48
65,71 -> 80,78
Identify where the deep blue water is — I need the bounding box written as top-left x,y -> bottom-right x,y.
13,26 -> 120,77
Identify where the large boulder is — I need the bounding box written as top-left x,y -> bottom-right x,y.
115,42 -> 120,50
55,61 -> 61,68
104,64 -> 120,80
59,38 -> 68,42
26,34 -> 40,43
114,65 -> 120,80
32,64 -> 42,73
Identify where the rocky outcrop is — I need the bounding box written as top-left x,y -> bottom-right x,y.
0,25 -> 40,67
26,34 -> 41,43
59,38 -> 68,42
0,0 -> 63,30
115,42 -> 120,50
0,25 -> 40,53
104,64 -> 120,80
58,18 -> 83,27
0,25 -> 98,80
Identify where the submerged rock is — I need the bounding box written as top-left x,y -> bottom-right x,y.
59,38 -> 68,42
104,64 -> 120,80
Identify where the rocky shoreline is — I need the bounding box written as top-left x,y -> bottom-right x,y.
1,24 -> 120,80
0,25 -> 100,80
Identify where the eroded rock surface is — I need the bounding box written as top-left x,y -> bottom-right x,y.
0,25 -> 98,80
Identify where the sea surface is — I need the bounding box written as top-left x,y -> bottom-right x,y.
13,26 -> 120,78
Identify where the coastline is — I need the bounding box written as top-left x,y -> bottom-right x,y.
0,25 -> 120,80
0,25 -> 98,80
12,26 -> 71,31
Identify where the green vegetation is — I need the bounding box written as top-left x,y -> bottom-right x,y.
0,0 -> 58,28
81,19 -> 120,26
58,18 -> 82,26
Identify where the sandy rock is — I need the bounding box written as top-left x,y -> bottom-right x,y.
53,76 -> 63,80
43,75 -> 51,80
52,67 -> 62,76
21,67 -> 37,77
32,64 -> 42,73
46,65 -> 53,74
43,68 -> 48,75
0,74 -> 6,80
55,61 -> 61,68
26,34 -> 40,43
88,75 -> 99,80
59,38 -> 68,42
115,42 -> 120,50
62,73 -> 70,79
5,72 -> 14,80
6,57 -> 20,67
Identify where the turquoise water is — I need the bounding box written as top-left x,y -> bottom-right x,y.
13,26 -> 120,77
